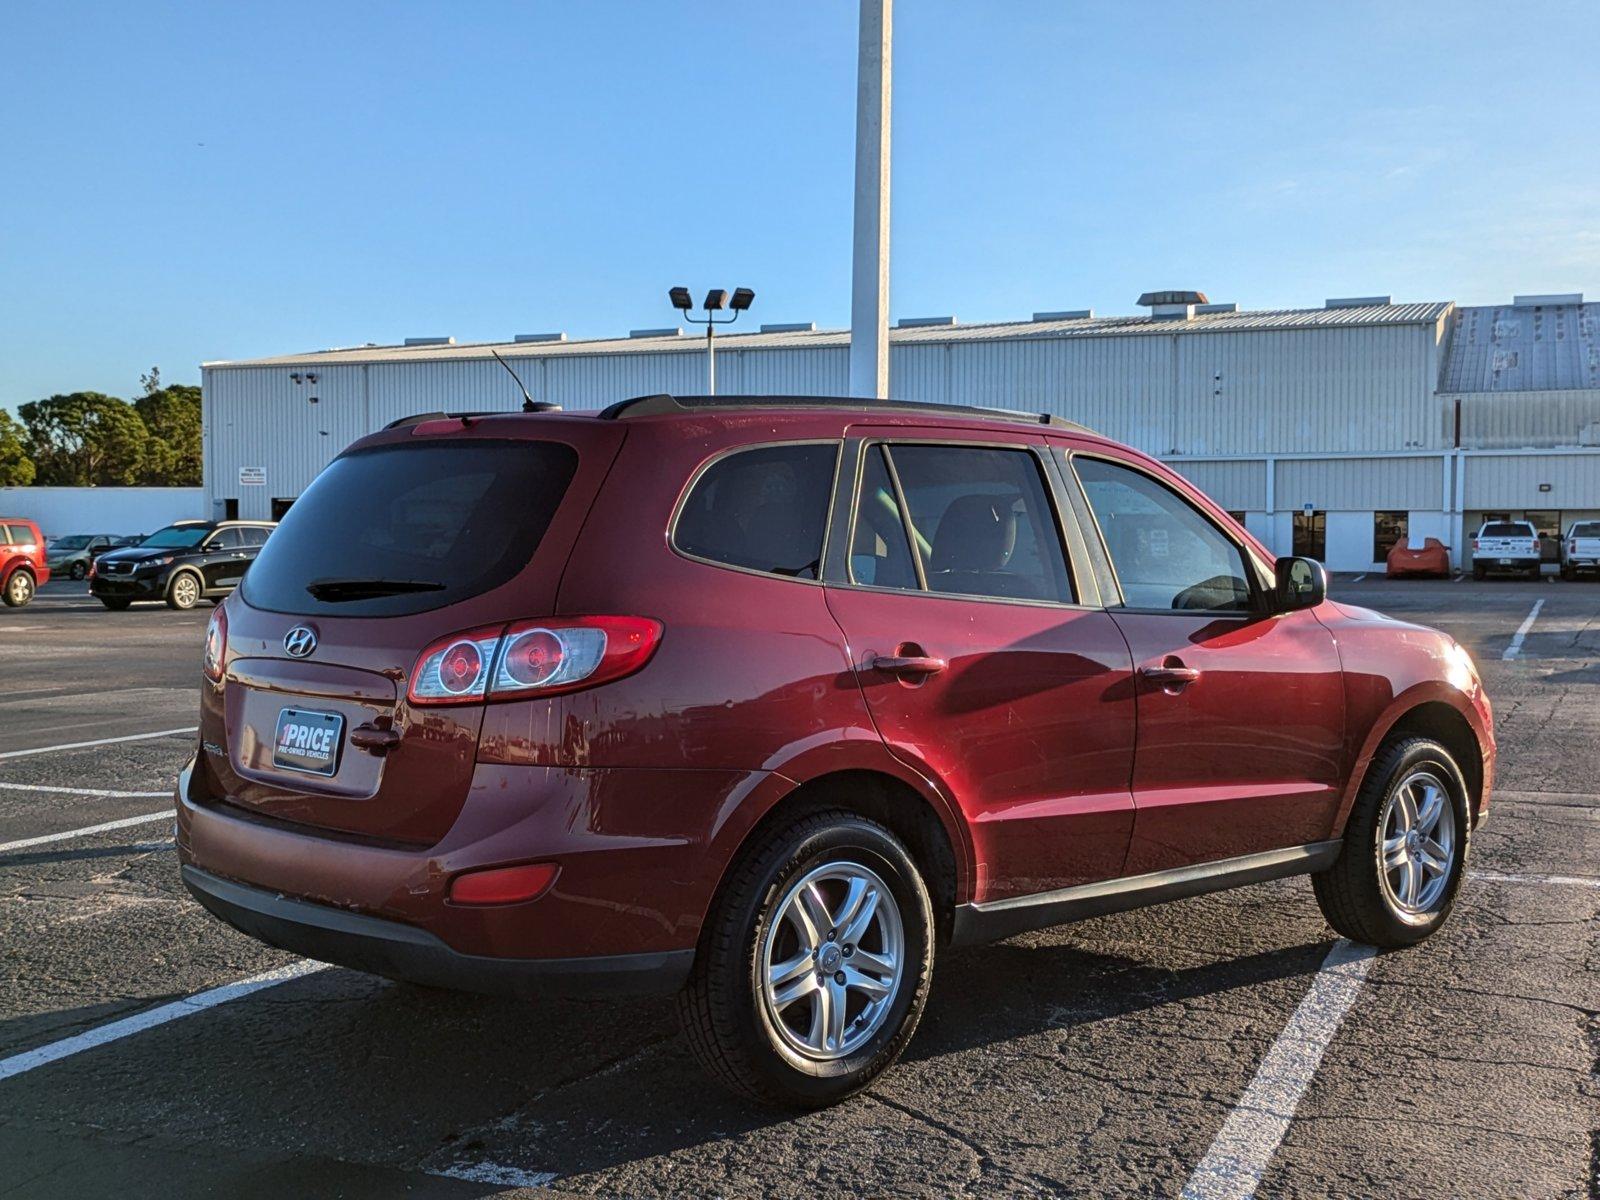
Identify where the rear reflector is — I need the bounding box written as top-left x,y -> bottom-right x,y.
448,862 -> 559,906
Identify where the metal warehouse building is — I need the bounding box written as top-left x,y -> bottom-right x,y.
201,291 -> 1600,572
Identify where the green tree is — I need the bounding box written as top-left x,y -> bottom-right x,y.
19,393 -> 150,486
0,410 -> 36,486
136,384 -> 202,485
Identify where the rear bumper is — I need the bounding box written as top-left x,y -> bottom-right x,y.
181,864 -> 691,997
1472,556 -> 1540,570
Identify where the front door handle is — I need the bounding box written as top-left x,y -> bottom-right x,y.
1139,663 -> 1200,691
872,654 -> 947,677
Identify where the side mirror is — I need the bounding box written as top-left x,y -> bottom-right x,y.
1274,556 -> 1328,611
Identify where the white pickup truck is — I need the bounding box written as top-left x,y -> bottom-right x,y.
1560,520 -> 1600,580
1472,520 -> 1542,580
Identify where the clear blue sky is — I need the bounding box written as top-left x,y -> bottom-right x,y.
2,1 -> 1597,408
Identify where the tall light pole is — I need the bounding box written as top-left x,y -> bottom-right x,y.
670,286 -> 755,395
849,0 -> 891,399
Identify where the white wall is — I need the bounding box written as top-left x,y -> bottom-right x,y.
0,488 -> 206,540
1324,511 -> 1378,571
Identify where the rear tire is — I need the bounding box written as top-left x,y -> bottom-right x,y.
1528,564 -> 1542,581
2,570 -> 34,607
166,571 -> 202,610
678,809 -> 934,1108
1472,564 -> 1486,581
99,597 -> 131,611
1313,736 -> 1470,948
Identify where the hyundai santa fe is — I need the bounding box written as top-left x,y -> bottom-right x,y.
177,394 -> 1495,1107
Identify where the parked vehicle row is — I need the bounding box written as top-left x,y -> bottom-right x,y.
46,533 -> 140,580
175,394 -> 1495,1107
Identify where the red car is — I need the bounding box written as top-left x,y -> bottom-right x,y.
1386,536 -> 1452,579
1,518 -> 50,606
178,396 -> 1495,1107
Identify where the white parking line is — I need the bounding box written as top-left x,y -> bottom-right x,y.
0,782 -> 169,799
1351,574 -> 1366,583
430,1162 -> 559,1189
1180,939 -> 1376,1200
1501,599 -> 1544,660
0,960 -> 329,1083
0,727 -> 196,761
1471,869 -> 1600,889
0,811 -> 171,854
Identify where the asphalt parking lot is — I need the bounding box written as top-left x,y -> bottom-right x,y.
1,576 -> 1595,1198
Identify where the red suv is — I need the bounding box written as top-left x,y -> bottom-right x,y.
178,396 -> 1495,1107
1,518 -> 49,607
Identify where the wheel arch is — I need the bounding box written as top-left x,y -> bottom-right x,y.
1338,688 -> 1488,833
706,768 -> 965,946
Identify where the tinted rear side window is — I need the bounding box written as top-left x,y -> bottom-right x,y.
3,524 -> 35,545
674,443 -> 837,579
242,440 -> 577,616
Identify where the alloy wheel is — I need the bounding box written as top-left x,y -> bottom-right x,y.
7,573 -> 32,605
172,575 -> 199,608
1378,769 -> 1456,917
760,862 -> 905,1061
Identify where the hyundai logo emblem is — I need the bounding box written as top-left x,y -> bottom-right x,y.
283,626 -> 318,658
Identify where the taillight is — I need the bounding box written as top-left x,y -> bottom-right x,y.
1471,538 -> 1479,551
1530,540 -> 1540,554
407,616 -> 661,706
87,558 -> 97,580
203,605 -> 228,683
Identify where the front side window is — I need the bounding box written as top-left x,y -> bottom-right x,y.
854,443 -> 1073,603
674,443 -> 837,579
1073,456 -> 1254,612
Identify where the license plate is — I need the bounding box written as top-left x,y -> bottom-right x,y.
1498,558 -> 1513,565
273,708 -> 344,776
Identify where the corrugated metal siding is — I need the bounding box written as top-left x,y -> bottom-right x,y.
1276,457 -> 1443,510
1463,452 -> 1600,508
1449,389 -> 1600,449
1162,460 -> 1267,510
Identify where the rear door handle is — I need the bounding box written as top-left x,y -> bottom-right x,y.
349,723 -> 402,754
872,654 -> 947,677
1139,663 -> 1201,691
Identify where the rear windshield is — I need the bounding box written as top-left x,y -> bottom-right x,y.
1482,522 -> 1533,537
242,439 -> 577,617
1572,522 -> 1600,538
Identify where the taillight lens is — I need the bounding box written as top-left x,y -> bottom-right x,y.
1471,538 -> 1479,551
87,559 -> 97,580
406,616 -> 661,706
203,605 -> 228,683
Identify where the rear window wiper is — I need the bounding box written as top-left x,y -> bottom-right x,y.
305,577 -> 447,601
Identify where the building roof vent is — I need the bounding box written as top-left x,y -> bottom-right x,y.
1194,302 -> 1238,314
628,327 -> 684,339
895,315 -> 957,329
513,332 -> 566,343
1512,292 -> 1583,307
403,336 -> 455,346
1032,309 -> 1094,322
1138,290 -> 1208,321
759,322 -> 818,333
1324,296 -> 1391,309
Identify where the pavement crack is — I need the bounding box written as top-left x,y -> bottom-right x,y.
867,1092 -> 993,1191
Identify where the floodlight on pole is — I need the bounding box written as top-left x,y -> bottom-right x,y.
668,285 -> 755,395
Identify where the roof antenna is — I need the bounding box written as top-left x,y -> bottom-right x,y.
490,349 -> 558,413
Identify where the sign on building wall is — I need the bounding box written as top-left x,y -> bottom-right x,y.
239,467 -> 266,487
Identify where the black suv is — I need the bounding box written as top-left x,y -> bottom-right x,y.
91,520 -> 275,610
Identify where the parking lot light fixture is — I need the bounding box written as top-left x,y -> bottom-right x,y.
670,284 -> 755,395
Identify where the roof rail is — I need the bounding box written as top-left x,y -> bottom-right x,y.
595,393 -> 1097,434
382,410 -> 519,430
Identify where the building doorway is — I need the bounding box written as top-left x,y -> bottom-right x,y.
271,497 -> 297,521
1293,509 -> 1326,562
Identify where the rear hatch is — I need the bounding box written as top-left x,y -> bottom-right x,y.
206,419 -> 623,844
1474,522 -> 1539,559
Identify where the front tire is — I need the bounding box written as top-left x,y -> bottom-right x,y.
2,571 -> 34,607
678,810 -> 934,1108
166,571 -> 202,610
99,597 -> 131,610
1313,736 -> 1470,948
